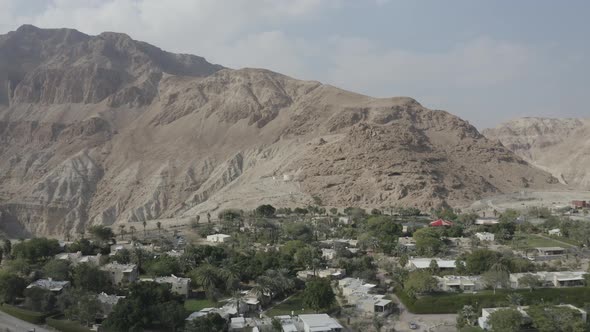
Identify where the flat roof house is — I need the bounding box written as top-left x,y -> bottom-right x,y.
435,275 -> 484,293
142,274 -> 191,297
407,258 -> 456,270
55,251 -> 102,266
321,248 -> 336,260
97,292 -> 125,317
527,247 -> 567,260
299,314 -> 343,332
338,278 -> 392,315
27,278 -> 70,293
207,234 -> 231,243
101,262 -> 138,285
475,232 -> 495,242
510,271 -> 587,288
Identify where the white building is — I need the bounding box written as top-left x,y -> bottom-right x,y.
475,232 -> 495,242
407,258 -> 456,270
141,275 -> 191,297
321,248 -> 337,260
475,218 -> 499,225
100,262 -> 138,285
299,314 -> 343,332
548,228 -> 562,236
297,268 -> 345,280
207,233 -> 231,243
435,275 -> 484,293
55,251 -> 102,266
97,292 -> 125,317
338,278 -> 392,315
27,278 -> 70,292
510,271 -> 587,288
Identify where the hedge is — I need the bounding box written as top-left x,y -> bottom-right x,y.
0,304 -> 48,324
398,287 -> 590,314
46,316 -> 93,332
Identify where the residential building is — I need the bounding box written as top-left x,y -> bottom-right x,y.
406,258 -> 456,270
475,218 -> 499,225
527,247 -> 566,260
97,292 -> 125,317
207,233 -> 231,243
510,271 -> 587,288
55,251 -> 102,266
475,232 -> 495,242
338,278 -> 392,315
100,262 -> 138,285
27,278 -> 70,293
321,248 -> 336,260
297,268 -> 345,280
299,314 -> 343,332
548,228 -> 562,236
435,275 -> 484,293
572,200 -> 588,209
430,219 -> 453,227
142,275 -> 191,297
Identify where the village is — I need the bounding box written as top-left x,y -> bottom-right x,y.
2,199 -> 590,332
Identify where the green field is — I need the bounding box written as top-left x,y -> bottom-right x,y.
184,298 -> 219,312
511,233 -> 573,249
46,317 -> 93,332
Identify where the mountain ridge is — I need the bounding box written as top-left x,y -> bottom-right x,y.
0,25 -> 560,237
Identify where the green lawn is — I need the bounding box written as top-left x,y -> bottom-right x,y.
184,299 -> 219,312
46,317 -> 93,332
511,233 -> 572,249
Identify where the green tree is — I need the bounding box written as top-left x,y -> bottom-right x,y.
527,305 -> 587,332
160,300 -> 186,332
487,308 -> 523,332
72,263 -> 112,293
506,293 -> 524,306
413,228 -> 443,256
464,249 -> 501,274
185,313 -> 226,332
12,237 -> 60,263
429,259 -> 440,274
157,221 -> 162,235
0,272 -> 26,303
404,270 -> 437,297
329,208 -> 338,215
302,278 -> 335,312
43,259 -> 71,280
456,305 -> 478,328
88,225 -> 115,245
2,239 -> 11,259
518,274 -> 542,292
482,268 -> 509,294
24,287 -> 56,312
256,204 -> 277,218
103,282 -> 183,332
57,288 -> 102,327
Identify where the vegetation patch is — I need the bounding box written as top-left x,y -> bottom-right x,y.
0,304 -> 48,324
46,316 -> 93,332
398,287 -> 590,314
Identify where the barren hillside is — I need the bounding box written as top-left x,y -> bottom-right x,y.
484,118 -> 590,187
0,25 -> 559,236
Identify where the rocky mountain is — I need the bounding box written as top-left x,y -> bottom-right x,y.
0,25 -> 559,237
484,117 -> 590,187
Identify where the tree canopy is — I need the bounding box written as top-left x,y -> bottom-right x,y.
302,278 -> 335,312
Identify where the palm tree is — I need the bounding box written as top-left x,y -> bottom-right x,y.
506,293 -> 523,306
142,221 -> 147,238
190,264 -> 218,296
129,226 -> 136,239
119,225 -> 126,240
207,212 -> 211,224
156,221 -> 162,236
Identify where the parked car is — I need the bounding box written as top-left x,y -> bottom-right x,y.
409,322 -> 418,330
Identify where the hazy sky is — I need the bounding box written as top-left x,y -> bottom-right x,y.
1,0 -> 588,128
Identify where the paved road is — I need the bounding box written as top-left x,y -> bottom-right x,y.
0,311 -> 53,332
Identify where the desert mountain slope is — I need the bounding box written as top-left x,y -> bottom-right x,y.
0,26 -> 559,236
483,118 -> 590,187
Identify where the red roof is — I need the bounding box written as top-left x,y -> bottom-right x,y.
430,219 -> 453,227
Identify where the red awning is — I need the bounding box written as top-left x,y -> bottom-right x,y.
430,219 -> 453,226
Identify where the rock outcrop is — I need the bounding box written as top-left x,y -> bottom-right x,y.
484,117 -> 590,187
0,25 -> 560,237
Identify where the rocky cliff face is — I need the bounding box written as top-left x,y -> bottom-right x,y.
484,117 -> 590,187
0,25 -> 559,237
